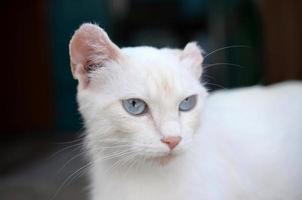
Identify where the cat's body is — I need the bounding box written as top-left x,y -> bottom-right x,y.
88,82 -> 302,200
195,82 -> 302,200
69,23 -> 302,200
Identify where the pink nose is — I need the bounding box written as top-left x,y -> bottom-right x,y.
161,136 -> 182,150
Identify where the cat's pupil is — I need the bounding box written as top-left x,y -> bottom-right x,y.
122,98 -> 147,115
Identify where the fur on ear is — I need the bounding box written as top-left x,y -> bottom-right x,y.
69,23 -> 121,88
180,42 -> 204,79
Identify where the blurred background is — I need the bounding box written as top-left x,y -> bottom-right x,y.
0,0 -> 301,199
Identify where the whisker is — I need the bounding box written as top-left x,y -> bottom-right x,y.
95,151 -> 136,178
100,144 -> 135,149
51,148 -> 135,199
96,149 -> 139,165
52,136 -> 85,145
47,143 -> 83,160
202,74 -> 217,82
203,82 -> 226,89
57,150 -> 88,174
122,154 -> 138,178
50,161 -> 92,200
66,163 -> 90,186
52,127 -> 85,145
203,62 -> 246,71
203,45 -> 252,60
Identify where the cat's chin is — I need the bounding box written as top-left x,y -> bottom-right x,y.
156,154 -> 176,166
152,151 -> 183,166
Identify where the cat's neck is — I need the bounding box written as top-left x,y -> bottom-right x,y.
91,153 -> 187,178
89,154 -> 190,200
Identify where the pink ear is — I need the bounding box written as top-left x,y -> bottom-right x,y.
181,42 -> 204,79
69,23 -> 120,88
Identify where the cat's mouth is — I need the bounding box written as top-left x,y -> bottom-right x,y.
151,145 -> 187,166
155,153 -> 177,166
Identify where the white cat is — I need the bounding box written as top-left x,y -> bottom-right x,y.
69,23 -> 302,200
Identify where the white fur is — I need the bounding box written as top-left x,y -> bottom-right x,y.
70,24 -> 302,200
194,82 -> 302,200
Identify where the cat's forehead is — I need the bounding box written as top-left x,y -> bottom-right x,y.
121,46 -> 181,62
112,47 -> 203,100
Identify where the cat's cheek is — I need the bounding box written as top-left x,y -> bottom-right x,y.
192,111 -> 203,134
180,108 -> 202,136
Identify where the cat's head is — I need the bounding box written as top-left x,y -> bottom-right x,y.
69,23 -> 207,166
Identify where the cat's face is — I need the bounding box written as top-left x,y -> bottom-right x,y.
69,24 -> 207,166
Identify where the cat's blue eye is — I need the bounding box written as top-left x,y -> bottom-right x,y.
122,98 -> 148,115
179,95 -> 197,112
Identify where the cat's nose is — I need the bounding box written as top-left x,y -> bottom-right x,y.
161,136 -> 182,150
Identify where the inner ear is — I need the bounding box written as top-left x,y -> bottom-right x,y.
180,42 -> 204,79
69,23 -> 121,88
